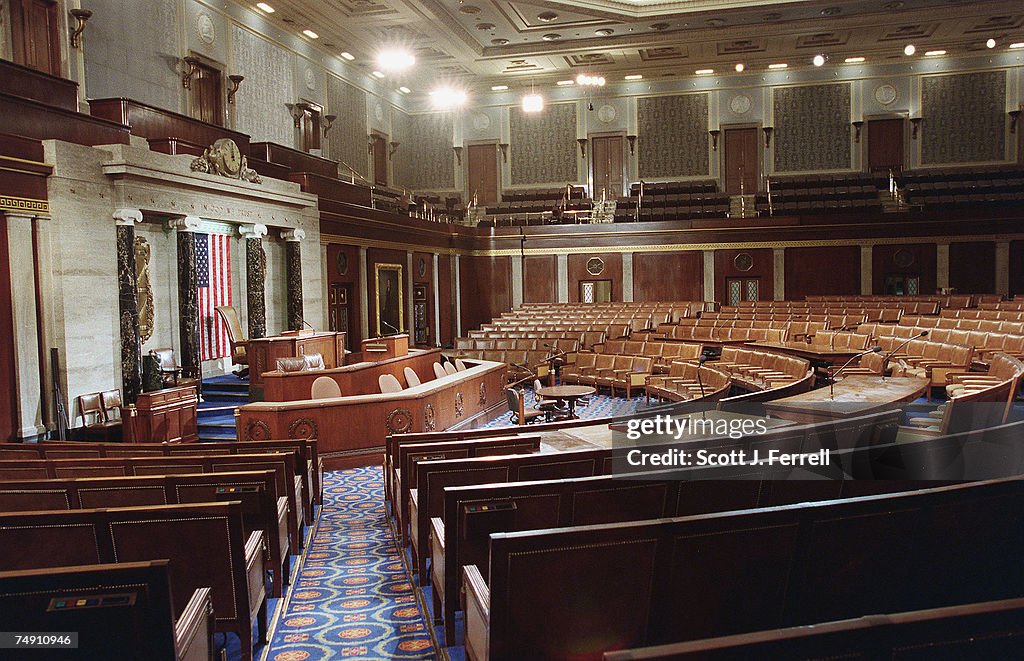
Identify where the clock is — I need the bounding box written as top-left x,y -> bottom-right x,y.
209,138 -> 242,177
597,105 -> 617,124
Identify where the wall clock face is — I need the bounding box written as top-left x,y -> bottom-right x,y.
336,252 -> 348,276
586,257 -> 605,276
734,253 -> 754,272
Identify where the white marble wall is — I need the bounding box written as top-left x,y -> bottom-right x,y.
231,25 -> 294,145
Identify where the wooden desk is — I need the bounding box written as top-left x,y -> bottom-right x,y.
361,334 -> 409,361
746,341 -> 861,367
121,386 -> 198,443
764,375 -> 929,424
248,331 -> 346,390
536,385 -> 596,419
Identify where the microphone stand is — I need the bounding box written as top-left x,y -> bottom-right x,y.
881,331 -> 929,382
695,354 -> 708,420
380,319 -> 402,336
830,347 -> 883,400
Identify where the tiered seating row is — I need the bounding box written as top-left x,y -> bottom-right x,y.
902,315 -> 1024,335
653,325 -> 787,344
560,354 -> 655,397
591,339 -> 703,373
804,294 -> 974,309
941,308 -> 1024,321
711,347 -> 813,394
645,361 -> 731,402
900,165 -> 1024,208
859,323 -> 1024,361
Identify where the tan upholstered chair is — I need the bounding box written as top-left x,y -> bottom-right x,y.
443,361 -> 458,376
433,362 -> 447,380
311,376 -> 341,399
454,359 -> 468,371
215,306 -> 248,375
379,374 -> 403,393
404,366 -> 422,387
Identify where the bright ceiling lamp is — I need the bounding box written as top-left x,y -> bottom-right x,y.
398,86 -> 411,94
812,54 -> 826,66
377,48 -> 415,72
430,87 -> 467,109
986,38 -> 996,48
734,63 -> 744,72
556,79 -> 574,86
576,74 -> 606,86
521,93 -> 544,113
1010,42 -> 1024,49
256,3 -> 274,13
844,56 -> 865,63
302,29 -> 319,39
903,44 -> 916,55
695,68 -> 714,74
925,50 -> 946,56
624,74 -> 643,80
340,51 -> 355,61
768,63 -> 787,69
491,85 -> 508,91
371,71 -> 385,78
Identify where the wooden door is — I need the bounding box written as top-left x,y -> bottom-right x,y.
466,144 -> 499,205
591,135 -> 625,200
328,284 -> 351,349
725,277 -> 760,306
11,0 -> 61,76
372,134 -> 388,186
300,104 -> 322,153
724,128 -> 759,195
867,118 -> 905,174
191,61 -> 223,126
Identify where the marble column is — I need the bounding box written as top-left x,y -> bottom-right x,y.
702,250 -> 715,302
556,254 -> 569,303
860,245 -> 873,295
169,216 -> 202,385
995,241 -> 1010,297
432,253 -> 441,346
511,255 -> 524,309
454,255 -> 462,337
773,248 -> 785,301
358,247 -> 369,341
281,229 -> 306,331
240,224 -> 268,339
622,252 -> 634,302
936,243 -> 950,291
114,208 -> 143,403
5,212 -> 44,438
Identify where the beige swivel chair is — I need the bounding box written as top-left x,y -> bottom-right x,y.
311,376 -> 341,399
215,306 -> 248,376
432,362 -> 447,380
379,374 -> 403,393
443,361 -> 458,376
455,358 -> 468,371
403,366 -> 422,387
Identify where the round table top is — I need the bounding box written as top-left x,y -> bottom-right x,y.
537,385 -> 596,398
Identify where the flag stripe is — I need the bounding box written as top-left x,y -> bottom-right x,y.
199,233 -> 232,361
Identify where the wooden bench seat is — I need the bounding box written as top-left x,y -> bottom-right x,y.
0,452 -> 304,554
0,561 -> 213,661
0,470 -> 291,597
464,477 -> 1024,660
0,502 -> 266,661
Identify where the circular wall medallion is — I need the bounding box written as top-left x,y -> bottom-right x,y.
245,420 -> 271,441
454,392 -> 465,418
304,68 -> 316,91
423,404 -> 436,432
874,84 -> 898,106
196,12 -> 216,45
597,104 -> 617,124
586,257 -> 605,276
734,253 -> 754,272
336,252 -> 348,276
288,418 -> 318,439
417,257 -> 427,277
386,408 -> 413,434
374,103 -> 384,123
729,94 -> 752,115
472,112 -> 491,131
893,249 -> 915,268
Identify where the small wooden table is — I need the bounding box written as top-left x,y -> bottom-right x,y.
536,385 -> 596,419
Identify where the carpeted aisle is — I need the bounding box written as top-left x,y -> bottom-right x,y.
263,467 -> 436,661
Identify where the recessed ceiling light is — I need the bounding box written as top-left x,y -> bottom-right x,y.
430,87 -> 467,109
734,63 -> 745,72
521,93 -> 544,113
595,28 -> 614,36
695,69 -> 714,75
541,33 -> 561,41
903,44 -> 916,55
768,63 -> 787,69
302,29 -> 319,39
1010,42 -> 1024,49
399,86 -> 411,94
491,85 -> 509,91
624,74 -> 643,80
924,50 -> 946,56
377,49 -> 415,71
813,54 -> 826,66
340,51 -> 355,61
556,79 -> 575,86
371,71 -> 385,78
986,38 -> 996,48
844,56 -> 865,63
256,2 -> 274,13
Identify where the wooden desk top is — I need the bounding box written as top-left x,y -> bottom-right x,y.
746,341 -> 861,361
537,386 -> 596,399
764,375 -> 928,422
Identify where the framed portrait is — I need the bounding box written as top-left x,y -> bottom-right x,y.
374,263 -> 404,336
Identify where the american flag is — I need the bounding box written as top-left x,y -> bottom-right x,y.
196,233 -> 232,361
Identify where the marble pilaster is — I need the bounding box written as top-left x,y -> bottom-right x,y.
240,224 -> 268,339
114,208 -> 143,403
169,216 -> 202,384
860,245 -> 873,295
281,229 -> 305,331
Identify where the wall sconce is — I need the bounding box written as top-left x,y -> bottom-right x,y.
1010,110 -> 1021,134
181,56 -> 201,90
626,135 -> 637,156
390,142 -> 400,160
910,117 -> 923,140
852,120 -> 864,143
498,143 -> 509,163
368,135 -> 376,155
288,102 -> 311,128
577,138 -> 588,159
322,114 -> 337,136
69,8 -> 92,49
452,146 -> 463,165
226,75 -> 244,105
762,126 -> 774,149
709,129 -> 721,151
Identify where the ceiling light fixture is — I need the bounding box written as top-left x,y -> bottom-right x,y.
924,50 -> 946,56
556,79 -> 575,86
430,87 -> 467,109
371,70 -> 385,78
734,63 -> 744,72
844,56 -> 865,63
903,44 -> 916,55
398,86 -> 410,94
302,29 -> 319,39
522,93 -> 544,113
377,48 -> 415,71
256,2 -> 275,13
695,69 -> 714,75
768,63 -> 787,69
813,54 -> 826,66
491,85 -> 509,91
625,74 -> 643,80
576,74 -> 606,86
340,51 -> 355,61
986,38 -> 996,48
1010,42 -> 1024,49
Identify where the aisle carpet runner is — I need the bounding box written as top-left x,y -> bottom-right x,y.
264,467 -> 436,661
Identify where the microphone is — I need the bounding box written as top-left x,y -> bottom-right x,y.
695,354 -> 708,420
884,330 -> 928,362
830,346 -> 883,400
302,318 -> 315,332
380,318 -> 401,336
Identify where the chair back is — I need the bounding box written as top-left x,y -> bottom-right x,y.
276,357 -> 307,372
302,353 -> 325,370
379,374 -> 403,393
443,361 -> 458,376
433,362 -> 447,380
78,393 -> 104,425
215,306 -> 245,342
455,358 -> 468,371
311,376 -> 341,400
404,366 -> 422,387
100,390 -> 122,421
150,348 -> 176,370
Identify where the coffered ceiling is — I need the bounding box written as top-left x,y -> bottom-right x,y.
251,0 -> 1023,88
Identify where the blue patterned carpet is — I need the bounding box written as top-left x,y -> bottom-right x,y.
263,467 -> 436,661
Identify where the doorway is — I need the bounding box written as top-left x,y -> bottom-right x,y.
725,277 -> 760,306
190,59 -> 224,126
299,101 -> 322,154
10,0 -> 61,76
328,283 -> 351,349
590,135 -> 625,200
579,280 -> 612,304
883,274 -> 920,296
723,127 -> 760,195
867,118 -> 905,175
466,144 -> 499,206
370,133 -> 388,186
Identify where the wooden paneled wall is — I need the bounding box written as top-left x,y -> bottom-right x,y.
872,243 -> 937,295
785,246 -> 861,300
568,253 -> 623,303
715,248 -> 775,302
459,256 -> 512,332
1012,241 -> 1024,297
523,255 -> 556,304
326,244 -> 362,345
633,252 -> 703,302
949,242 -> 996,294
438,255 -> 454,347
